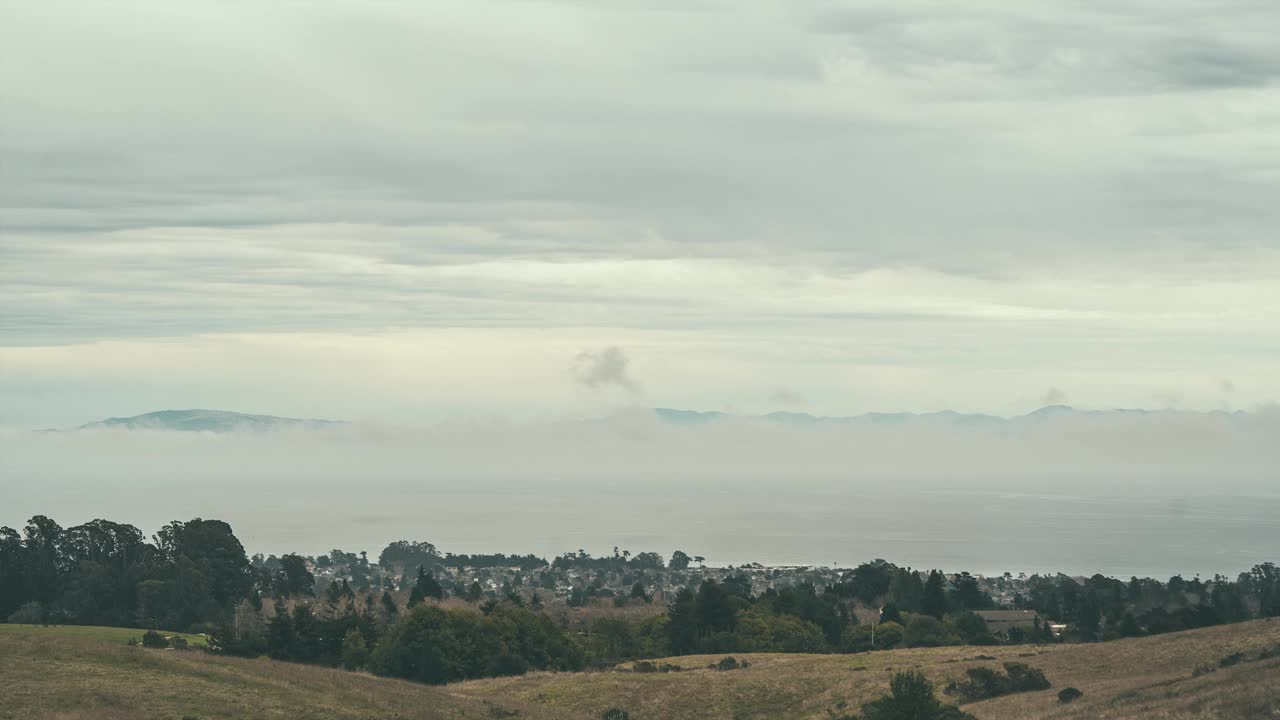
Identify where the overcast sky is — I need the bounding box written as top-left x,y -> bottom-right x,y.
3,0 -> 1279,428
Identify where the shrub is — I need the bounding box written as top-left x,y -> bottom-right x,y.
710,656 -> 750,671
601,709 -> 630,720
859,671 -> 976,720
946,667 -> 1004,702
170,636 -> 189,650
141,630 -> 168,648
1218,652 -> 1244,668
944,662 -> 1050,702
1002,662 -> 1050,692
1057,687 -> 1083,704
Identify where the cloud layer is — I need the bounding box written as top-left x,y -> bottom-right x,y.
2,1 -> 1279,424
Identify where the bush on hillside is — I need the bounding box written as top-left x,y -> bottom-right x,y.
141,630 -> 168,648
856,671 -> 976,720
1003,662 -> 1051,691
1218,652 -> 1244,668
1057,687 -> 1083,704
601,709 -> 630,720
710,656 -> 750,671
944,662 -> 1050,702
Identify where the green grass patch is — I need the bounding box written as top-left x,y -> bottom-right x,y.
0,623 -> 208,647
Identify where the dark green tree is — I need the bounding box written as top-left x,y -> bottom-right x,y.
950,572 -> 988,611
887,568 -> 924,613
277,554 -> 315,597
667,587 -> 698,654
22,515 -> 66,609
0,526 -> 31,620
843,561 -> 893,605
694,580 -> 738,636
377,540 -> 440,573
408,566 -> 444,607
1077,590 -> 1101,641
154,518 -> 253,613
922,570 -> 949,619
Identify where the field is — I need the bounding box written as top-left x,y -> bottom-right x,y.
0,624 -> 208,647
456,618 -> 1280,719
2,619 -> 1278,720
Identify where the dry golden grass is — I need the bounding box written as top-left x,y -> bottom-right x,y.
0,628 -> 580,720
453,618 -> 1280,720
3,619 -> 1277,719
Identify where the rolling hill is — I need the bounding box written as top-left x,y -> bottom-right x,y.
3,618 -> 1277,720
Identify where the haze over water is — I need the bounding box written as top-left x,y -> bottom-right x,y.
5,409 -> 1276,580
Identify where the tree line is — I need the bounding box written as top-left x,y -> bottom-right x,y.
3,514 -> 1278,686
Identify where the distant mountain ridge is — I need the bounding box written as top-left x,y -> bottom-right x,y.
78,409 -> 339,433
68,405 -> 1252,433
653,405 -> 1248,427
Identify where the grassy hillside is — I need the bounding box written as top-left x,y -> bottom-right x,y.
2,619 -> 1277,720
455,618 -> 1280,720
0,626 -> 567,720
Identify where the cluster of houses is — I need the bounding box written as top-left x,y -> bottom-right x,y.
306,551 -> 1068,636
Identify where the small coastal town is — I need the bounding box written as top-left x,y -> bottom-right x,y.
291,544 -> 1127,639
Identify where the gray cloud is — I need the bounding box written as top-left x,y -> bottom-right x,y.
571,347 -> 641,393
1041,387 -> 1069,406
1153,40 -> 1280,89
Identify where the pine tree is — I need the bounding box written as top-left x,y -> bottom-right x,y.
408,566 -> 444,608
408,568 -> 426,608
922,570 -> 949,619
380,590 -> 398,621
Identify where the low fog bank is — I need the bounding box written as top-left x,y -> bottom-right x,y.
2,410 -> 1277,578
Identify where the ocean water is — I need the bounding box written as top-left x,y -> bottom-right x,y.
3,422 -> 1277,579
